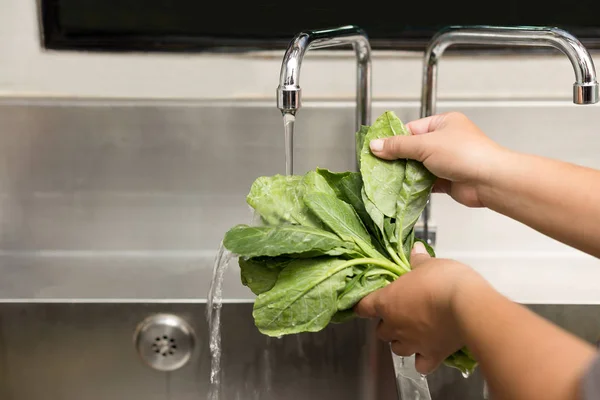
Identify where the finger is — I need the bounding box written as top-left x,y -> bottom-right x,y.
354,292 -> 379,318
390,341 -> 416,357
415,353 -> 444,375
410,242 -> 432,268
375,320 -> 396,343
369,134 -> 428,162
405,114 -> 447,135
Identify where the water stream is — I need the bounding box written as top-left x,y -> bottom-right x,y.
206,241 -> 234,400
392,352 -> 432,400
283,112 -> 295,176
206,112 -> 296,399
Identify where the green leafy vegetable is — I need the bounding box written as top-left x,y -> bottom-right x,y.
443,347 -> 478,376
315,168 -> 354,199
239,257 -> 289,295
360,111 -> 410,217
356,125 -> 370,164
222,110 -> 478,375
246,175 -> 323,228
303,192 -> 381,260
336,272 -> 389,310
223,224 -> 356,258
302,170 -> 339,198
252,257 -> 353,336
395,160 -> 436,247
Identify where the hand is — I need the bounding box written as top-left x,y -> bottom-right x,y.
369,112 -> 507,208
354,242 -> 486,374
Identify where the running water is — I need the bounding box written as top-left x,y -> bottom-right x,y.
206,112 -> 294,399
283,112 -> 295,176
391,353 -> 432,400
206,241 -> 235,400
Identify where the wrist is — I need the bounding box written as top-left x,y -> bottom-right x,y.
448,269 -> 494,343
474,146 -> 520,209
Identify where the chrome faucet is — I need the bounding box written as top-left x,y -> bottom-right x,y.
418,25 -> 600,245
277,25 -> 372,134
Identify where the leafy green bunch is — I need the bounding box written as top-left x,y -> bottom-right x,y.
223,111 -> 477,375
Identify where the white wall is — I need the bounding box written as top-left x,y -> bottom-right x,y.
0,0 -> 591,101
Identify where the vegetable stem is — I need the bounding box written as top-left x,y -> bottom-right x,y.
380,234 -> 410,272
364,268 -> 397,280
398,248 -> 410,271
385,244 -> 408,271
336,257 -> 406,277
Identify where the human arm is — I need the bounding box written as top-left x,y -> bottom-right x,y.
479,149 -> 600,259
355,243 -> 597,400
369,111 -> 600,258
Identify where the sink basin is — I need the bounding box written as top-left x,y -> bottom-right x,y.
0,301 -> 597,399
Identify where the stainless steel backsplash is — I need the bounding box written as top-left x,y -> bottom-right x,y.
1,99 -> 599,300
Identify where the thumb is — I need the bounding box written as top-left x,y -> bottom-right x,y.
354,292 -> 380,319
409,241 -> 431,268
415,353 -> 443,375
369,134 -> 427,161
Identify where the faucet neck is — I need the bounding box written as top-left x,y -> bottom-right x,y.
421,25 -> 599,118
277,25 -> 372,130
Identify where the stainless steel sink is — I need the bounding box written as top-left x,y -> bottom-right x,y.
0,302 -> 598,399
0,98 -> 598,399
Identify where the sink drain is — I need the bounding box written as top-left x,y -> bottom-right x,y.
134,314 -> 196,371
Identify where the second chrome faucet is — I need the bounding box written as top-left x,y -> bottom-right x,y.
418,25 -> 599,244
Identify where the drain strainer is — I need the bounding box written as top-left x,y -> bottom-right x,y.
134,314 -> 196,371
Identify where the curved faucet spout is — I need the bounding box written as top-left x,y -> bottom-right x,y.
419,25 -> 599,244
277,25 -> 372,130
421,25 -> 599,119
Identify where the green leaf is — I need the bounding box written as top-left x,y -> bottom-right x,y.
402,228 -> 416,263
330,309 -> 357,324
355,125 -> 370,166
395,160 -> 436,247
337,174 -> 373,226
239,257 -> 290,295
223,224 -> 355,258
337,273 -> 388,311
337,174 -> 389,257
314,168 -> 354,199
246,175 -> 323,228
302,170 -> 339,198
303,192 -> 381,259
384,218 -> 398,244
302,171 -> 386,255
361,187 -> 385,233
253,257 -> 354,336
360,111 -> 410,217
443,347 -> 478,376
